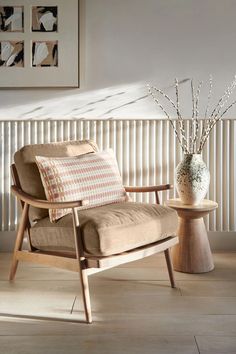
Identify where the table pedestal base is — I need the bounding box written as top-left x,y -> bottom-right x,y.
173,217 -> 214,273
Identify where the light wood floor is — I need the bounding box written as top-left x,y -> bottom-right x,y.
0,252 -> 236,354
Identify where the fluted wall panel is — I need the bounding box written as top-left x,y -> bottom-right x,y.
0,119 -> 235,232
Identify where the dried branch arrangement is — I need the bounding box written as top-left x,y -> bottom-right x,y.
148,75 -> 236,153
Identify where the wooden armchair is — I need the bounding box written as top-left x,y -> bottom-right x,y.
10,139 -> 179,323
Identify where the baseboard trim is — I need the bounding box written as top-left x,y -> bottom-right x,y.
0,232 -> 16,252
1,231 -> 236,252
208,231 -> 236,251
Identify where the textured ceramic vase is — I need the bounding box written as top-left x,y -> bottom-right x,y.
175,154 -> 210,205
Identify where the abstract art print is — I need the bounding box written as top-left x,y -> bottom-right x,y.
32,41 -> 58,67
0,6 -> 24,32
0,40 -> 24,66
0,0 -> 78,87
32,6 -> 57,32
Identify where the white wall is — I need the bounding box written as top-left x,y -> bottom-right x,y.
0,0 -> 236,119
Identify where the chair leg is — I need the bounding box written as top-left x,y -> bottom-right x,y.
9,202 -> 29,281
164,248 -> 176,288
72,207 -> 92,323
80,268 -> 92,324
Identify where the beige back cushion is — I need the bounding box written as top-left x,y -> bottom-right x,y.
14,139 -> 98,221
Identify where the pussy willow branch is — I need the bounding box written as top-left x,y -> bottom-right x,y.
175,78 -> 187,153
150,86 -> 179,114
220,99 -> 236,118
175,78 -> 182,120
198,119 -> 215,153
200,75 -> 213,150
210,75 -> 236,119
199,99 -> 236,152
190,79 -> 195,153
205,75 -> 213,119
149,85 -> 188,152
193,81 -> 203,153
147,85 -> 187,152
211,81 -> 236,124
199,76 -> 236,152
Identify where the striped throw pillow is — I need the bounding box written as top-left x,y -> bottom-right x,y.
35,150 -> 128,222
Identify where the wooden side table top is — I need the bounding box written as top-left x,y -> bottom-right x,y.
165,199 -> 218,213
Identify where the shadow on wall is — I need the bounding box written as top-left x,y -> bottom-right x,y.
1,76 -> 235,120
0,79 -> 191,120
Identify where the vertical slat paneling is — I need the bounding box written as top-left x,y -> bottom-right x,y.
109,121 -> 116,154
102,120 -> 109,150
135,121 -> 142,202
116,120 -> 122,180
0,122 -> 5,231
215,121 -> 223,231
4,122 -> 10,230
168,120 -> 175,201
209,125 -> 217,231
202,120 -> 209,229
122,120 -> 129,187
0,119 -> 235,232
161,120 -> 169,205
155,120 -> 163,202
230,120 -> 236,230
142,120 -> 149,203
149,120 -> 155,204
96,120 -> 102,149
129,120 -> 136,201
174,120 -> 182,199
223,120 -> 230,231
9,121 -> 16,230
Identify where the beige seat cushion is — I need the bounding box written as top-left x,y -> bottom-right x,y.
14,139 -> 98,221
30,202 -> 178,256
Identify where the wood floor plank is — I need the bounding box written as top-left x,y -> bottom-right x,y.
195,335 -> 236,354
179,280 -> 236,297
94,314 -> 236,336
0,335 -> 199,354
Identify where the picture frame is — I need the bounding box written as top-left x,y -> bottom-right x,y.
0,0 -> 79,88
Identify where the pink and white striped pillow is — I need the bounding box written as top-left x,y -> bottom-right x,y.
35,150 -> 128,222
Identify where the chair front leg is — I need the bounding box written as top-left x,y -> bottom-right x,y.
72,208 -> 92,324
164,248 -> 176,288
9,202 -> 29,281
80,268 -> 92,324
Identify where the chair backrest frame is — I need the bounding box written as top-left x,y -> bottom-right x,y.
11,163 -> 35,251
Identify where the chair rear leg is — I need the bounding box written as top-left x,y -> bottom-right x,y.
9,203 -> 29,281
164,248 -> 176,288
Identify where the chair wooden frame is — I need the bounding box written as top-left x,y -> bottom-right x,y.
10,164 -> 178,324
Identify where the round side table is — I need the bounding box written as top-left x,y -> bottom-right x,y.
165,199 -> 218,274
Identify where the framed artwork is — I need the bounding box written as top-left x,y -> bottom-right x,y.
0,0 -> 79,87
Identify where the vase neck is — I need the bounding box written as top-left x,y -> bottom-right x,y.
183,153 -> 203,162
183,153 -> 202,156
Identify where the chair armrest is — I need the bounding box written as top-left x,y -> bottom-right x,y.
11,185 -> 89,209
125,184 -> 173,193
